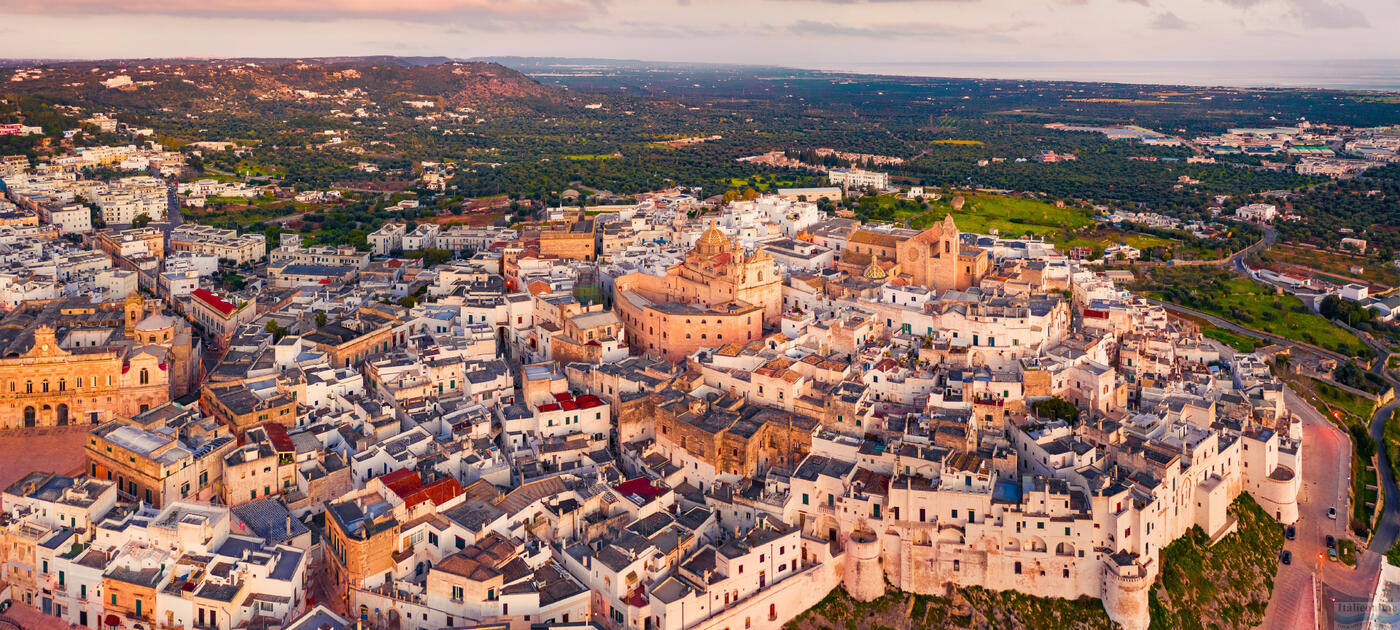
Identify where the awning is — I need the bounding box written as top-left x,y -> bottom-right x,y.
105,614 -> 121,627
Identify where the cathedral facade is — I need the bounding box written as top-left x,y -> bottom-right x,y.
0,294 -> 197,428
897,214 -> 989,292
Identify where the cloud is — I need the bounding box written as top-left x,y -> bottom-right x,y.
769,0 -> 977,3
789,18 -> 1031,39
1150,11 -> 1189,29
1289,0 -> 1368,27
0,0 -> 607,21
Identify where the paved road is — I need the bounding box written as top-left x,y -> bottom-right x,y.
1145,297 -> 1351,364
1263,387 -> 1353,630
1232,225 -> 1276,275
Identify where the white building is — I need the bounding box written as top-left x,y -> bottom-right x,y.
828,168 -> 890,191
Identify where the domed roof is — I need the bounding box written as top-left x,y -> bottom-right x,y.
697,220 -> 727,249
862,263 -> 888,280
134,313 -> 176,332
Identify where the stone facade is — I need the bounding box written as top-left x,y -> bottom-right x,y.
614,223 -> 780,361
897,215 -> 989,292
0,294 -> 191,428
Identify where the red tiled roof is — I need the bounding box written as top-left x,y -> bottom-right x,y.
576,395 -> 604,409
401,477 -> 464,510
622,584 -> 648,608
552,392 -> 571,402
257,422 -> 295,453
380,468 -> 421,496
614,477 -> 665,500
192,288 -> 237,316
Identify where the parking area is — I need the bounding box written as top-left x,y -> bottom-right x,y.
0,424 -> 92,490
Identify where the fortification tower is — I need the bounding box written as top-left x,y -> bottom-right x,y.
842,525 -> 885,602
1100,552 -> 1151,630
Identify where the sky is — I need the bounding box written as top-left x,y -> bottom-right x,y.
0,0 -> 1395,68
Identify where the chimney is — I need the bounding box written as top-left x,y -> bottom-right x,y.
286,515 -> 293,537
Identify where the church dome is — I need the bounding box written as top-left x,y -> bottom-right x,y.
862,263 -> 888,280
696,220 -> 727,250
134,314 -> 176,332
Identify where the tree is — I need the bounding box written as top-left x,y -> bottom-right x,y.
264,319 -> 289,342
315,310 -> 327,328
397,296 -> 417,309
132,213 -> 152,229
1032,396 -> 1081,425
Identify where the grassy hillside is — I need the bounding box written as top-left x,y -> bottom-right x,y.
1149,494 -> 1285,630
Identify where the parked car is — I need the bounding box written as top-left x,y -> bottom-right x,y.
1329,507 -> 1338,520
1326,534 -> 1336,549
1285,525 -> 1296,540
1281,550 -> 1292,565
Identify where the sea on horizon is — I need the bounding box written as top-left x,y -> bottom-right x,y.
824,59 -> 1400,92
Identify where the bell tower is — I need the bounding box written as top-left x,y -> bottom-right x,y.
124,292 -> 145,335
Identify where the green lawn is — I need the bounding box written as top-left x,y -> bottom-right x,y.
1142,267 -> 1368,357
1312,378 -> 1377,422
1203,326 -> 1259,352
907,193 -> 1176,253
921,193 -> 1093,239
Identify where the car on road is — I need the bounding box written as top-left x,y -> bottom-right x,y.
1281,550 -> 1292,565
1330,547 -> 1339,561
1326,534 -> 1336,548
1328,507 -> 1337,520
1285,525 -> 1295,540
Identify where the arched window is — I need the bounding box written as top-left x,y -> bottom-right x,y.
23,406 -> 35,427
139,368 -> 149,385
58,378 -> 65,392
42,380 -> 49,393
25,381 -> 32,394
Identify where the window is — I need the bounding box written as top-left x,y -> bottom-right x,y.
451,586 -> 464,602
802,494 -> 809,505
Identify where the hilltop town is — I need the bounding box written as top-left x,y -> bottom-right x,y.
0,120 -> 1329,630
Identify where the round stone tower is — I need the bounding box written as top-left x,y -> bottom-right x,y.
1100,554 -> 1151,630
843,525 -> 886,602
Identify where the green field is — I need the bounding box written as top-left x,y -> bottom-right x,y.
1203,326 -> 1259,352
1142,267 -> 1368,357
912,193 -> 1094,238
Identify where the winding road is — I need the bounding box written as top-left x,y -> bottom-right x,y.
1144,222 -> 1400,629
